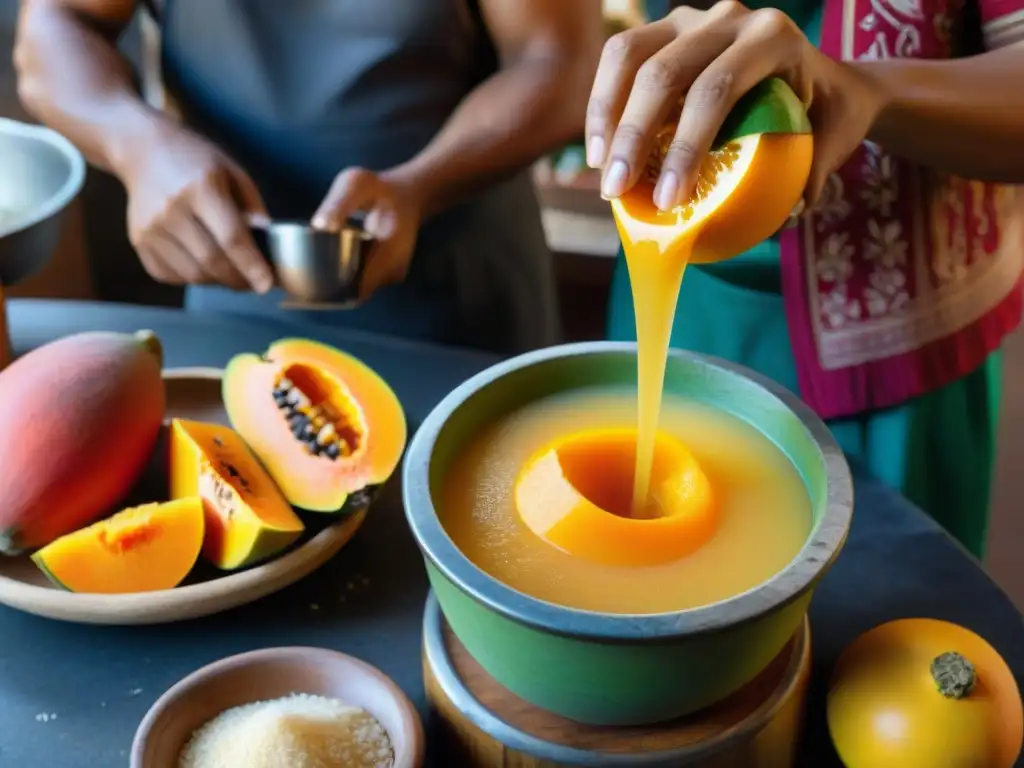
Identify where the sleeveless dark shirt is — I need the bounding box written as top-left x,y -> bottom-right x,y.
152,0 -> 560,353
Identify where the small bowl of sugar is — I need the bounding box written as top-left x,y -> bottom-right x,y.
131,646 -> 424,768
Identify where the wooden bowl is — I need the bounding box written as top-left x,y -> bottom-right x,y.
131,646 -> 425,768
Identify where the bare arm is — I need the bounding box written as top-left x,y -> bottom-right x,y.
636,2 -> 1024,184
16,0 -> 274,292
385,0 -> 605,219
858,43 -> 1024,183
15,0 -> 168,178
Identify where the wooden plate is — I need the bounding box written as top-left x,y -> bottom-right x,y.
0,368 -> 367,625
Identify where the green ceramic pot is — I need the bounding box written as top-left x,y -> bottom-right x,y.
403,342 -> 852,726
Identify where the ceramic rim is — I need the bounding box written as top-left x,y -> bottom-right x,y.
129,646 -> 424,768
403,341 -> 853,642
0,117 -> 86,240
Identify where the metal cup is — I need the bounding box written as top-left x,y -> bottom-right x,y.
252,216 -> 375,308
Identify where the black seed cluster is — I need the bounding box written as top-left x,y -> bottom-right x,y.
273,377 -> 349,461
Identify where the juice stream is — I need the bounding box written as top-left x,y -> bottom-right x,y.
622,234 -> 693,518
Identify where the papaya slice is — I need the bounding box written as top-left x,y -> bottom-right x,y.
169,419 -> 305,570
515,428 -> 717,566
31,497 -> 205,593
612,77 -> 813,265
222,339 -> 407,514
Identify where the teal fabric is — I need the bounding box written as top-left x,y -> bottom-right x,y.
607,2 -> 1000,558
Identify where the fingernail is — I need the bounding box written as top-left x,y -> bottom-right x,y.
310,214 -> 331,231
246,212 -> 270,230
586,136 -> 606,168
252,271 -> 274,293
601,159 -> 629,199
654,171 -> 679,211
368,210 -> 396,239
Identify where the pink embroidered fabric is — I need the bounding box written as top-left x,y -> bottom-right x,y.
780,0 -> 1024,419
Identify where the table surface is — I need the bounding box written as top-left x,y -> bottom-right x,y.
4,300 -> 1024,768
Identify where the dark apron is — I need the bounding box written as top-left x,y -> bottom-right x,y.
152,0 -> 560,354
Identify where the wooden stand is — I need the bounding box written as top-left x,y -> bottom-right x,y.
423,595 -> 811,767
0,285 -> 11,372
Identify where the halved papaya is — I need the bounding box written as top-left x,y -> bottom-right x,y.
31,497 -> 205,593
168,419 -> 305,570
515,428 -> 717,566
222,338 -> 407,514
612,77 -> 814,265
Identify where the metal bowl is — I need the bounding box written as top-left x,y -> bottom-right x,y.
254,217 -> 374,306
403,342 -> 853,725
0,118 -> 86,286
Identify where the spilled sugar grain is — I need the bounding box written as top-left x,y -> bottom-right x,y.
178,693 -> 394,768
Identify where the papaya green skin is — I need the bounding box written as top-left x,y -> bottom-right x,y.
30,553 -> 69,590
0,331 -> 165,555
31,518 -> 305,585
214,525 -> 305,572
714,77 -> 812,147
223,339 -> 406,515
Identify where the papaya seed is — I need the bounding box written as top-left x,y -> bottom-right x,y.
271,372 -> 364,462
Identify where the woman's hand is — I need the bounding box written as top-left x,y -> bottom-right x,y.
313,168 -> 422,299
122,124 -> 274,292
585,1 -> 888,210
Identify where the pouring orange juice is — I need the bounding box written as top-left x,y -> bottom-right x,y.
611,78 -> 813,519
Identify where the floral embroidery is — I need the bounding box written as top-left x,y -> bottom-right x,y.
799,0 -> 1021,380
860,143 -> 898,216
821,285 -> 863,328
865,264 -> 910,315
864,219 -> 907,268
817,232 -> 856,282
813,173 -> 852,231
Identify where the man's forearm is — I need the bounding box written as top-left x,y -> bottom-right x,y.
15,0 -> 167,178
857,44 -> 1024,182
385,55 -> 594,220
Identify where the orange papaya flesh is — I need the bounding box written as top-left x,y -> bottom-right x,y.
31,497 -> 205,593
223,338 -> 407,514
515,428 -> 718,566
168,419 -> 304,570
0,330 -> 165,554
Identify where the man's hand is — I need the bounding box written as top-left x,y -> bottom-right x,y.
312,168 -> 422,299
122,123 -> 274,293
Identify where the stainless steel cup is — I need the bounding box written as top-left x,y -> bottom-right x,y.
253,217 -> 375,307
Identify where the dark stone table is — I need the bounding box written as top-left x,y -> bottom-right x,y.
4,300 -> 1023,767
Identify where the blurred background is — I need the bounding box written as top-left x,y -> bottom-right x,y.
2,0 -> 1022,606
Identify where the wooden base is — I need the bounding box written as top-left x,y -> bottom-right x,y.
423,595 -> 811,767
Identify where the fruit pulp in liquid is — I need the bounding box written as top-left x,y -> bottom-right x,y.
437,387 -> 812,614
